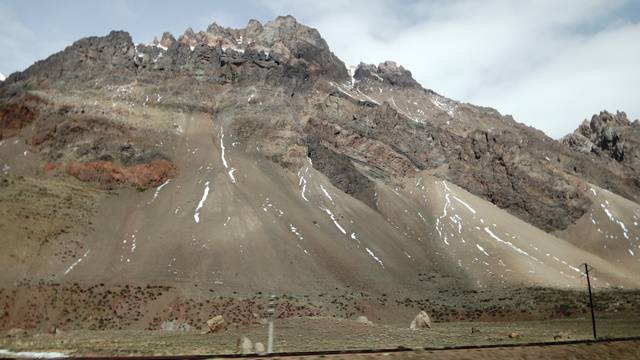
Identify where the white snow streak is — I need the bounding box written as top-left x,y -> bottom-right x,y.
484,227 -> 539,262
220,128 -> 237,183
435,181 -> 451,245
476,244 -> 490,256
289,224 -> 304,240
63,249 -> 90,275
228,168 -> 237,183
365,247 -> 385,267
321,207 -> 347,234
600,203 -> 630,239
320,185 -> 334,202
194,181 -> 210,223
297,159 -> 311,202
453,195 -> 476,214
148,179 -> 170,204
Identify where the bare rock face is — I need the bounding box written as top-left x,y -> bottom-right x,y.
51,159 -> 176,189
354,61 -> 421,88
565,110 -> 640,167
409,310 -> 431,330
448,129 -> 591,232
562,131 -> 594,154
0,93 -> 45,140
7,31 -> 136,86
153,28 -> 176,48
206,315 -> 226,333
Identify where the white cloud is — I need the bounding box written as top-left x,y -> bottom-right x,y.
262,0 -> 640,137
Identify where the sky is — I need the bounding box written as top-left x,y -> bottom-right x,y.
1,0 -> 639,138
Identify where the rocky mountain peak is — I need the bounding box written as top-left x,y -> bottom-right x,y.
354,61 -> 420,88
259,15 -> 326,49
205,22 -> 231,37
153,32 -> 176,49
245,19 -> 263,37
563,110 -> 639,165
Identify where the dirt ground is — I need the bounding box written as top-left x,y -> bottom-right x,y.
1,315 -> 639,357
235,340 -> 640,360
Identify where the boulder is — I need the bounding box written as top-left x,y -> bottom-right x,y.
509,331 -> 521,339
471,327 -> 480,334
409,311 -> 431,330
553,331 -> 571,340
237,336 -> 253,354
254,342 -> 266,354
356,315 -> 373,325
206,315 -> 226,333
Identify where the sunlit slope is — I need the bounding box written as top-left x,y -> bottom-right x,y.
558,184 -> 640,269
374,174 -> 640,289
24,114 -> 443,295
15,109 -> 637,294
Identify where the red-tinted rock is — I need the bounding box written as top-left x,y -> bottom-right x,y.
0,95 -> 44,140
48,159 -> 176,189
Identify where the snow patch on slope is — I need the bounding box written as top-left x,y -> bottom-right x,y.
194,181 -> 210,223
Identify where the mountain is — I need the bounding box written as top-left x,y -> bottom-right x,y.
0,15 -> 639,331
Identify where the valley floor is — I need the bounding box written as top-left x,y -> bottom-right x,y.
1,315 -> 639,357
243,339 -> 640,360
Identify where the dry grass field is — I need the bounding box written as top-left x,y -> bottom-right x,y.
1,314 -> 639,357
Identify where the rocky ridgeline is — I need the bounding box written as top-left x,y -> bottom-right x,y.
5,16 -> 348,90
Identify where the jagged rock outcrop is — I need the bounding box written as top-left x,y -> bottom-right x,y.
47,159 -> 176,189
355,61 -> 420,88
7,31 -> 137,86
0,93 -> 46,140
305,91 -> 592,231
153,32 -> 176,49
564,110 -> 640,167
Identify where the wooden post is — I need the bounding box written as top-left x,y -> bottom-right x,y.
583,263 -> 597,340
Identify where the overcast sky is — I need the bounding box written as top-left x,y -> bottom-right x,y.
1,0 -> 638,138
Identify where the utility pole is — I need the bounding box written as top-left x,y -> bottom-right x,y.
582,263 -> 597,340
267,294 -> 276,353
